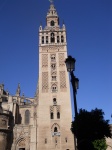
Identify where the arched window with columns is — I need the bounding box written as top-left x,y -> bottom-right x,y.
25,110 -> 30,125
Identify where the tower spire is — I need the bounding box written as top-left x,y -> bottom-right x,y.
16,83 -> 21,96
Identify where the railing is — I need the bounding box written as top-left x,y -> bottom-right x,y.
52,132 -> 60,136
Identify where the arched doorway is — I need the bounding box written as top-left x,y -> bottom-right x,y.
16,138 -> 26,150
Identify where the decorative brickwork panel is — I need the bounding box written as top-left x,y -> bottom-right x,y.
56,106 -> 60,112
59,71 -> 66,90
50,106 -> 54,112
42,54 -> 48,67
42,72 -> 48,92
58,53 -> 65,66
42,46 -> 64,52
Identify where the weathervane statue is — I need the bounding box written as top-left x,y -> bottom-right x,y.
49,0 -> 54,4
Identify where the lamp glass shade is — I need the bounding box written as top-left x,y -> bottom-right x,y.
65,55 -> 75,72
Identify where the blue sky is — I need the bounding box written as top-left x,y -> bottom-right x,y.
0,0 -> 112,123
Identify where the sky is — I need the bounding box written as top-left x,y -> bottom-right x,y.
0,0 -> 112,123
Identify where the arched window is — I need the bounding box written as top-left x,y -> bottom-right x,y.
42,36 -> 44,44
53,98 -> 56,102
57,36 -> 60,43
51,20 -> 55,26
54,127 -> 58,132
52,84 -> 57,92
46,36 -> 48,44
51,112 -> 54,119
25,110 -> 30,124
53,98 -> 57,105
51,54 -> 56,61
57,112 -> 60,119
51,33 -> 55,43
61,35 -> 64,43
51,64 -> 56,70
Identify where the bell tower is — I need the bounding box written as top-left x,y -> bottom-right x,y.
38,2 -> 74,150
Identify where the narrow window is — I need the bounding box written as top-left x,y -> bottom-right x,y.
54,127 -> 58,132
57,36 -> 60,43
42,36 -> 44,44
51,55 -> 55,61
51,112 -> 54,119
53,98 -> 57,105
57,112 -> 60,119
51,64 -> 56,70
61,35 -> 64,43
46,36 -> 48,44
51,20 -> 55,26
45,138 -> 47,144
25,110 -> 30,124
51,33 -> 55,43
65,137 -> 67,143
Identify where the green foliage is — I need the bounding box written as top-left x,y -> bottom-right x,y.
71,108 -> 111,150
93,139 -> 107,150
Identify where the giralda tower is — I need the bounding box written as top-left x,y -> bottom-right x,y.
37,2 -> 75,150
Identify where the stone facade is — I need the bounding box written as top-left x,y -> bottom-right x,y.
0,3 -> 74,150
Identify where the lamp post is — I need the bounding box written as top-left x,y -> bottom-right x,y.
65,55 -> 79,150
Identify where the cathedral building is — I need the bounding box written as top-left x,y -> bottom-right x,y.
0,2 -> 75,150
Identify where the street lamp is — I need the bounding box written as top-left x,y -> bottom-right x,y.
65,55 -> 79,150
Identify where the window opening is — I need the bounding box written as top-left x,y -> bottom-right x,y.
57,36 -> 60,43
52,76 -> 56,81
61,35 -> 64,43
51,64 -> 56,70
51,20 -> 55,26
65,137 -> 68,143
51,33 -> 55,43
46,36 -> 48,44
45,138 -> 47,144
51,112 -> 54,119
42,36 -> 44,44
54,127 -> 58,132
25,110 -> 30,124
53,98 -> 57,105
51,55 -> 56,61
52,85 -> 57,92
57,112 -> 60,119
